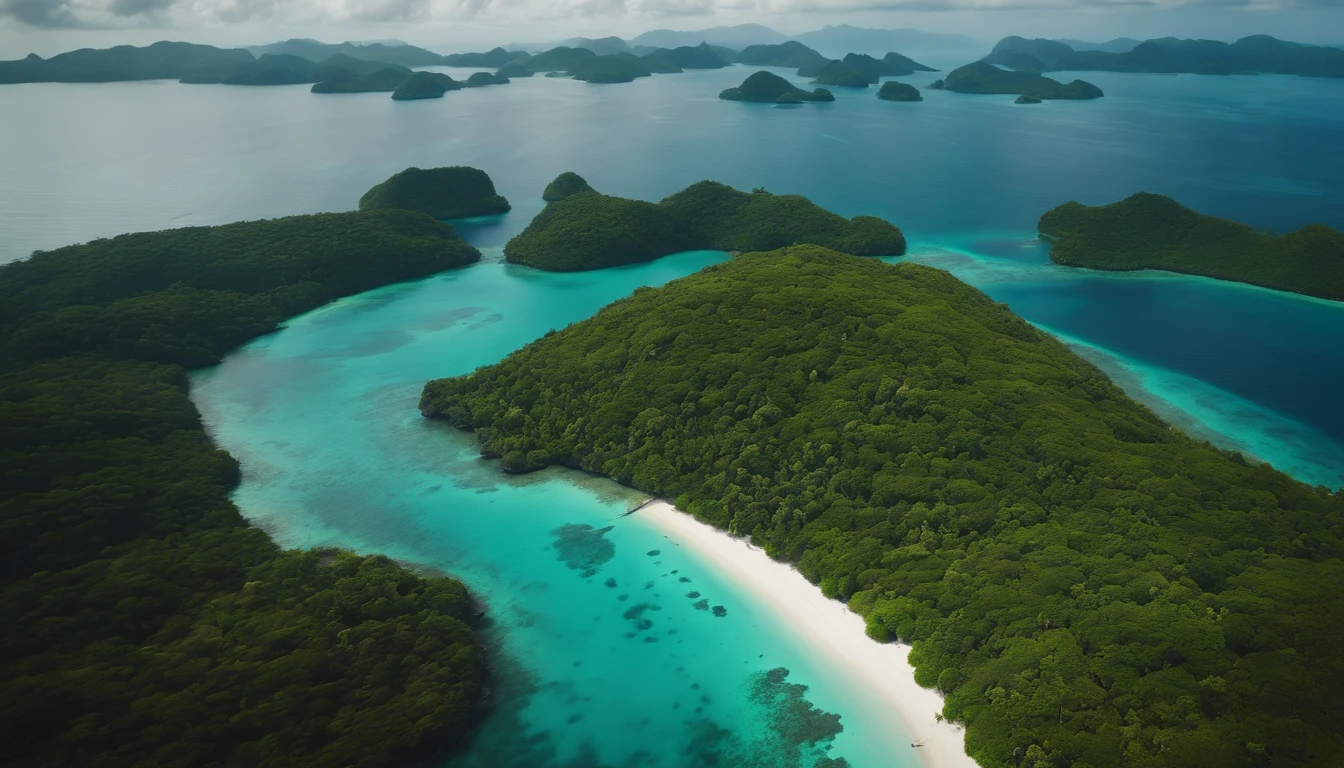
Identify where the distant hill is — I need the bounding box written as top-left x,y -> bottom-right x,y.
1057,38 -> 1141,54
986,34 -> 1344,77
793,25 -> 981,57
0,41 -> 253,84
631,24 -> 786,50
246,39 -> 446,68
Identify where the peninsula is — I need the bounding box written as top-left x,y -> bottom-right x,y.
504,177 -> 903,270
720,71 -> 835,103
421,244 -> 1344,768
1,205 -> 488,766
1039,193 -> 1344,300
932,60 -> 1103,99
359,166 -> 511,219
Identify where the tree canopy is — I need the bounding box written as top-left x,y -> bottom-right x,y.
358,166 -> 510,220
1039,193 -> 1344,301
423,245 -> 1344,768
933,61 -> 1103,100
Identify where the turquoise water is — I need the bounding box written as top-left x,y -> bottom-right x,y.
4,63 -> 1344,764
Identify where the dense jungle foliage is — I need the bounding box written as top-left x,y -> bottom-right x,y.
877,81 -> 922,102
542,171 -> 594,202
568,55 -> 652,84
720,70 -> 836,103
935,61 -> 1104,100
0,211 -> 488,766
390,72 -> 461,100
359,166 -> 510,220
504,180 -> 904,271
1039,193 -> 1344,301
422,246 -> 1344,768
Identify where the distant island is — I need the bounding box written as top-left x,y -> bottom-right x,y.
737,41 -> 832,70
390,72 -> 462,100
985,34 -> 1344,78
1015,94 -> 1043,104
567,54 -> 652,83
877,82 -> 922,101
504,176 -> 904,271
1,205 -> 487,765
359,167 -> 511,219
1039,193 -> 1344,300
310,67 -> 414,94
808,60 -> 872,88
720,71 -> 835,103
420,243 -> 1344,768
932,61 -> 1104,100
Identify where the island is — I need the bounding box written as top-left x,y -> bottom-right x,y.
542,171 -> 594,202
720,71 -> 835,104
1,208 -> 487,765
0,40 -> 253,83
503,178 -> 904,270
249,38 -> 451,68
1039,192 -> 1344,300
310,66 -> 413,93
390,71 -> 461,100
877,81 -> 922,101
420,244 -> 1344,768
522,46 -> 597,73
183,53 -> 410,86
465,71 -> 510,87
835,52 -> 935,80
808,60 -> 872,88
642,43 -> 730,71
567,55 -> 652,84
985,34 -> 1344,78
736,40 -> 831,71
496,61 -> 534,78
1015,94 -> 1043,104
442,46 -> 531,67
936,60 -> 1103,99
359,166 -> 510,219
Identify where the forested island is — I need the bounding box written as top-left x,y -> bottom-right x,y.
359,167 -> 511,220
877,82 -> 922,101
931,61 -> 1104,100
0,203 -> 491,764
504,177 -> 903,270
1039,193 -> 1344,300
985,34 -> 1344,78
720,71 -> 835,103
421,245 -> 1344,768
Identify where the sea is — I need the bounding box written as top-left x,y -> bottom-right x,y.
2,59 -> 1342,767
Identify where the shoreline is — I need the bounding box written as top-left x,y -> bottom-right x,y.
635,500 -> 978,768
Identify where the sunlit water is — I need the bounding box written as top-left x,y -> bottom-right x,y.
4,61 -> 1344,765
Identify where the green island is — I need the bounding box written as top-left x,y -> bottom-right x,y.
808,61 -> 872,88
932,61 -> 1103,100
1,207 -> 488,766
504,177 -> 904,271
522,46 -> 597,73
877,82 -> 922,102
310,66 -> 414,94
465,71 -> 510,87
391,72 -> 462,100
720,71 -> 836,104
985,34 -> 1344,78
567,55 -> 652,84
443,47 -> 531,67
420,245 -> 1344,768
1039,193 -> 1344,301
250,38 -> 450,68
737,41 -> 832,71
0,41 -> 254,83
1015,95 -> 1043,104
359,167 -> 510,220
641,43 -> 731,71
496,61 -> 534,78
542,171 -> 594,202
182,53 -> 409,86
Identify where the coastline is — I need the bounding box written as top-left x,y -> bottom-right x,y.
635,500 -> 979,768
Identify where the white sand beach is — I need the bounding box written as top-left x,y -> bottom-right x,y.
638,500 -> 979,768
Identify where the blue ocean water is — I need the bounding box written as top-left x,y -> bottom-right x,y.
3,62 -> 1344,765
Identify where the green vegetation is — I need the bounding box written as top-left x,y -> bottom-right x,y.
1040,193 -> 1344,300
249,38 -> 449,68
568,55 -> 652,84
1,211 -> 486,765
737,41 -> 831,71
720,71 -> 835,103
443,47 -> 530,67
183,53 -> 409,86
465,71 -> 510,87
940,61 -> 1103,100
1015,95 -> 1043,104
642,43 -> 730,71
809,61 -> 872,88
421,245 -> 1344,768
882,51 -> 939,73
543,172 -> 594,202
987,34 -> 1344,78
524,46 -> 597,72
877,82 -> 922,102
391,71 -> 461,100
0,41 -> 253,84
837,52 -> 934,80
496,61 -> 533,78
360,166 -> 510,221
504,180 -> 904,271
310,67 -> 412,94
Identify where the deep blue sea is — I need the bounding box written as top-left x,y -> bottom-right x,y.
2,61 -> 1343,767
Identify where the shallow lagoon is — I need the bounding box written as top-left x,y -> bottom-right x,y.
4,61 -> 1344,765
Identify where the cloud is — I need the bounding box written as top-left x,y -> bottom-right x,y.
108,0 -> 173,16
0,0 -> 83,26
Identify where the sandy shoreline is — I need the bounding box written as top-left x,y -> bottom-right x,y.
636,500 -> 978,768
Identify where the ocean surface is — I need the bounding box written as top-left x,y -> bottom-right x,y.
4,61 -> 1344,766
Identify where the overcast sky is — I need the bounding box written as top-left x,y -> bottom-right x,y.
2,0 -> 1341,58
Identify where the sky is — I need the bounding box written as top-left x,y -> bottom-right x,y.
1,0 -> 1342,58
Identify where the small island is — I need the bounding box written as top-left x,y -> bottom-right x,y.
1039,192 -> 1344,300
985,34 -> 1344,78
465,71 -> 510,87
642,43 -> 730,71
877,82 -> 922,102
737,41 -> 832,71
808,60 -> 871,88
1015,94 -> 1043,104
503,178 -> 904,271
542,172 -> 594,202
568,55 -> 652,84
496,61 -> 533,78
720,71 -> 835,104
310,67 -> 412,93
359,166 -> 511,220
522,45 -> 597,73
390,71 -> 461,100
938,60 -> 1103,100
